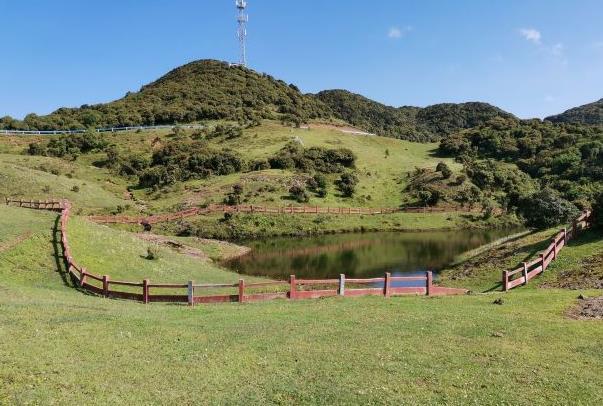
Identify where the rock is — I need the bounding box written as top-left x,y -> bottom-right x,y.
577,294 -> 587,300
491,332 -> 504,338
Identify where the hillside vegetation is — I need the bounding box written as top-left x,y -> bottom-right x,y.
546,98 -> 603,125
317,90 -> 516,142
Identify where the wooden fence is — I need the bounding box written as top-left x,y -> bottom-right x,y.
7,198 -> 469,305
88,204 -> 482,225
502,210 -> 593,291
5,198 -> 63,211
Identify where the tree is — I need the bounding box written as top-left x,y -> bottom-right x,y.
517,188 -> 579,229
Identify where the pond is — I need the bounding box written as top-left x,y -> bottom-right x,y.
224,229 -> 522,281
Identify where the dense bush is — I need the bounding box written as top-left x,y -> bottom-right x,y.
517,188 -> 579,229
336,173 -> 358,197
439,118 -> 603,206
28,132 -> 108,158
140,139 -> 244,187
268,142 -> 356,174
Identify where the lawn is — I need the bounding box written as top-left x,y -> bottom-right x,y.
0,205 -> 602,404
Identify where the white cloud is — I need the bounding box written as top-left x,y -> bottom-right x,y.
519,28 -> 542,44
388,26 -> 412,39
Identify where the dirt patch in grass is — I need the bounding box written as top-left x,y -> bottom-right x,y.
136,233 -> 209,260
567,296 -> 603,320
541,254 -> 603,290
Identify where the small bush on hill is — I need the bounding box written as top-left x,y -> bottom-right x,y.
336,173 -> 358,197
289,184 -> 310,203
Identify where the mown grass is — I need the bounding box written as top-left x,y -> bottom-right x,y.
1,205 -> 602,404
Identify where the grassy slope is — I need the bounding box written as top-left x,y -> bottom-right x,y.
440,227 -> 603,293
116,122 -> 462,211
0,154 -> 129,210
1,206 -> 602,404
152,211 -> 512,240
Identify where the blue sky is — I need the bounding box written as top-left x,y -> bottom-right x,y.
1,0 -> 602,119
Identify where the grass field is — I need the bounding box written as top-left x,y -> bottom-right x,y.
1,204 -> 602,404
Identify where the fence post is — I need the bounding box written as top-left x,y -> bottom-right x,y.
338,274 -> 345,296
289,275 -> 297,300
552,237 -> 558,260
384,272 -> 391,297
238,279 -> 245,303
80,268 -> 87,287
426,271 -> 433,296
540,253 -> 546,272
502,270 -> 509,292
102,275 -> 109,297
143,279 -> 150,304
563,227 -> 567,244
188,281 -> 194,307
523,262 -> 529,285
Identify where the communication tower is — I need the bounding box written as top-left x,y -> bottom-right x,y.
236,0 -> 248,66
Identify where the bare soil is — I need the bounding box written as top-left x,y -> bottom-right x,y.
541,254 -> 603,290
567,296 -> 603,320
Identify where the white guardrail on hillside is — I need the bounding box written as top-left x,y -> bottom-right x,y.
0,124 -> 205,136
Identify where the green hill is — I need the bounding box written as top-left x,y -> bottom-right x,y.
316,89 -> 516,141
546,98 -> 603,125
0,60 -> 332,131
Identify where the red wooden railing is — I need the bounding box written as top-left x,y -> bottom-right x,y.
502,211 -> 593,291
7,198 -> 469,305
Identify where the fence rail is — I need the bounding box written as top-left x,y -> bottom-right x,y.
0,124 -> 205,136
502,211 -> 593,291
6,198 -> 469,305
88,204 -> 483,225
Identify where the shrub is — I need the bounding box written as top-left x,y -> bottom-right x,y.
289,185 -> 310,203
436,162 -> 453,179
336,173 -> 358,197
225,184 -> 244,206
71,185 -> 80,193
145,246 -> 160,260
251,159 -> 270,171
518,188 -> 579,229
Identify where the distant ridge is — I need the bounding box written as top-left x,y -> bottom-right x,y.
545,98 -> 603,125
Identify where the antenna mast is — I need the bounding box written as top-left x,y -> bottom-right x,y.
236,0 -> 248,66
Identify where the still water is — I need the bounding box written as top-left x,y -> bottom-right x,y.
224,229 -> 520,280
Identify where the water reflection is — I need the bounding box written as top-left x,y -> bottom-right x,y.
224,229 -> 521,280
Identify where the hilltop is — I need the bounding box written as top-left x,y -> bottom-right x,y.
2,59 -> 516,142
546,98 -> 603,125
